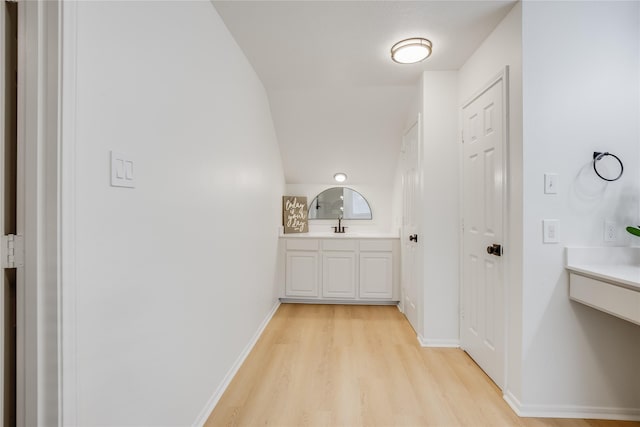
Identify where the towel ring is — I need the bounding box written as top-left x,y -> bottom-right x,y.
593,152 -> 623,182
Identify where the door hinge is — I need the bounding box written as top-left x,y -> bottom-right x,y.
2,234 -> 24,269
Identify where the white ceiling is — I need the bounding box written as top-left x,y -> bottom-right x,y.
213,1 -> 517,185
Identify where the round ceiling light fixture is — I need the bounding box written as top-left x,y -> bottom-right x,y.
390,37 -> 432,64
334,173 -> 347,183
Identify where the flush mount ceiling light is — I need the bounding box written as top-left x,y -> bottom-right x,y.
334,173 -> 347,183
390,37 -> 432,64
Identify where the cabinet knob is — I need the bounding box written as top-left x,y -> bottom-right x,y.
409,234 -> 418,242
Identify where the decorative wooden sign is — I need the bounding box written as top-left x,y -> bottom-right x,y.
282,196 -> 308,234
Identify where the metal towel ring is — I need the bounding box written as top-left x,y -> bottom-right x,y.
593,152 -> 623,182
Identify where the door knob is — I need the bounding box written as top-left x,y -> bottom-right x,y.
486,244 -> 502,256
409,234 -> 418,242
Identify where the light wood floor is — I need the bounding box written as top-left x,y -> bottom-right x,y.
205,304 -> 639,427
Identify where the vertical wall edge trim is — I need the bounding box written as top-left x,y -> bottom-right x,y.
59,0 -> 78,424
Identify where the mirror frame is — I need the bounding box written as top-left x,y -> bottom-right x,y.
308,187 -> 373,220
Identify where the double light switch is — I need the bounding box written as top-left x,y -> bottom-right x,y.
111,151 -> 135,188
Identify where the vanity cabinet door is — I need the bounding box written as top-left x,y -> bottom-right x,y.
359,252 -> 393,299
285,251 -> 319,297
322,252 -> 357,298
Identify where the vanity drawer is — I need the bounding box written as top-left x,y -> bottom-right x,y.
359,239 -> 393,252
322,239 -> 357,251
569,273 -> 640,325
286,239 -> 319,251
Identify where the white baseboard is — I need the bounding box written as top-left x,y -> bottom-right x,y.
417,335 -> 460,348
192,300 -> 281,427
279,298 -> 399,305
504,389 -> 640,421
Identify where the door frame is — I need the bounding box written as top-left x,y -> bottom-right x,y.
16,0 -> 62,424
0,3 -> 7,423
458,66 -> 510,390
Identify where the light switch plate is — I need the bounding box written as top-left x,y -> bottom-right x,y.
604,220 -> 616,242
543,219 -> 559,243
111,151 -> 135,188
544,173 -> 558,194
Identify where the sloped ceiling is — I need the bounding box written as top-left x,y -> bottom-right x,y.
213,1 -> 517,185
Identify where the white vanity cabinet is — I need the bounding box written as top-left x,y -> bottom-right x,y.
285,239 -> 320,297
322,252 -> 357,298
359,240 -> 394,299
281,236 -> 399,303
321,239 -> 358,298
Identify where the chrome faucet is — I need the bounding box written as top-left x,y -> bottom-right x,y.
333,216 -> 347,233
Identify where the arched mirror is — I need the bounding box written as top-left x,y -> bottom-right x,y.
308,187 -> 372,220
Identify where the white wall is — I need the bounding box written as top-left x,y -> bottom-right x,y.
520,0 -> 640,415
458,1 -> 523,400
65,1 -> 284,425
285,183 -> 396,234
420,71 -> 460,345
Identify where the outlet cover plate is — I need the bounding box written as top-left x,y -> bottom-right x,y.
604,221 -> 616,242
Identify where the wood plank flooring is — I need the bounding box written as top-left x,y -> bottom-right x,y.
205,304 -> 639,427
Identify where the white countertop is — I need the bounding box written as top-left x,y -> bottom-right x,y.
280,232 -> 399,239
565,264 -> 640,291
565,247 -> 640,291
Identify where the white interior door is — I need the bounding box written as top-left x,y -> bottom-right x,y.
460,77 -> 506,388
401,119 -> 421,335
